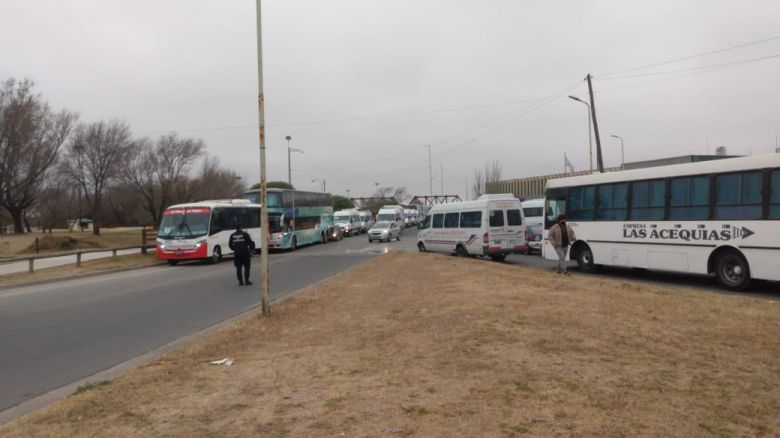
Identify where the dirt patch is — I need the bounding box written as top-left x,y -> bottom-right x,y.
20,235 -> 104,254
3,252 -> 780,436
0,229 -> 144,257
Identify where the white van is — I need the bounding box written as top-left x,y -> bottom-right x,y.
521,198 -> 544,228
376,205 -> 404,227
358,209 -> 373,233
334,209 -> 362,236
417,194 -> 526,262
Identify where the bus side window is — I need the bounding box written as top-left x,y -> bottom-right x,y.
444,212 -> 459,228
771,170 -> 780,219
567,186 -> 595,221
210,208 -> 225,235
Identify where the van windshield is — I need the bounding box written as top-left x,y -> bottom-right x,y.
334,214 -> 350,224
377,213 -> 395,222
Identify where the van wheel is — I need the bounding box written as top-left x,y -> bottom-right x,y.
490,254 -> 506,262
210,246 -> 222,264
456,245 -> 469,257
417,242 -> 426,252
715,250 -> 751,291
167,260 -> 179,266
575,246 -> 595,273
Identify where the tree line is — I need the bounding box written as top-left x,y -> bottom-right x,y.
0,78 -> 245,235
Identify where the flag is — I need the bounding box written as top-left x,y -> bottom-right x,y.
564,153 -> 575,174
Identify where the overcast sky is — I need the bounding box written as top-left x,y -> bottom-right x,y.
2,0 -> 779,199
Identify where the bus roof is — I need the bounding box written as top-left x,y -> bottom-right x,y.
546,153 -> 780,189
428,197 -> 521,213
165,200 -> 261,210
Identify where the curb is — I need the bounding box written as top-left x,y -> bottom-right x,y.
0,261 -> 168,292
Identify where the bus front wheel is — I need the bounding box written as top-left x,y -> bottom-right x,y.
210,246 -> 222,264
290,236 -> 298,251
575,245 -> 596,273
715,250 -> 751,291
417,242 -> 426,252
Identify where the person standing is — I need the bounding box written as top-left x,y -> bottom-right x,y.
548,214 -> 576,275
229,225 -> 255,286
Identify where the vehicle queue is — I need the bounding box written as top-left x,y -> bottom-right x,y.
156,153 -> 780,292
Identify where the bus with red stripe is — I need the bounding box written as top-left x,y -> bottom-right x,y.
156,199 -> 262,265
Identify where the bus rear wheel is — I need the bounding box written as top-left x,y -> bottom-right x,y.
715,250 -> 751,291
575,245 -> 596,273
490,254 -> 506,262
417,242 -> 426,252
456,245 -> 469,257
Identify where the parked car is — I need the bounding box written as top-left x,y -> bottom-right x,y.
368,221 -> 401,243
524,223 -> 542,254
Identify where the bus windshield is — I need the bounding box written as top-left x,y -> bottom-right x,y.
158,208 -> 211,238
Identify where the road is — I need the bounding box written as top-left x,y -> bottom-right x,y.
0,228 -> 418,414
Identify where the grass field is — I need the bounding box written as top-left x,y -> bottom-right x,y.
0,229 -> 147,258
0,253 -> 161,288
2,251 -> 779,437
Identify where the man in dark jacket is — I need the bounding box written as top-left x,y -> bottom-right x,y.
229,225 -> 255,286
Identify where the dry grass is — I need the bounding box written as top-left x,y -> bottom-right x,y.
3,252 -> 780,437
0,253 -> 160,288
0,229 -> 144,258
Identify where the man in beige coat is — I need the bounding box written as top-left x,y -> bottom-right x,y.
548,214 -> 576,275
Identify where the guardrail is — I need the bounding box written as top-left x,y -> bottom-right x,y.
0,245 -> 157,273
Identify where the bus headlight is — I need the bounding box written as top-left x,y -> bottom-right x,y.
195,239 -> 206,248
156,238 -> 165,249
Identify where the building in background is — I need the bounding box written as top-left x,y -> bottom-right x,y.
487,154 -> 740,199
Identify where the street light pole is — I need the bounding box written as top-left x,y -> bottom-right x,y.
568,95 -> 592,172
611,134 -> 625,169
286,135 -> 292,185
255,0 -> 270,317
422,144 -> 432,195
439,162 -> 443,194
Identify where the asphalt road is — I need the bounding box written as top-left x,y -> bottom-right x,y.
0,227 -> 418,413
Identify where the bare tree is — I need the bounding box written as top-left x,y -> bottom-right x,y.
185,157 -> 245,201
60,119 -> 134,235
123,133 -> 204,225
472,160 -> 502,198
0,78 -> 77,233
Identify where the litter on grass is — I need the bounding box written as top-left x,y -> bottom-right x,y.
209,358 -> 234,366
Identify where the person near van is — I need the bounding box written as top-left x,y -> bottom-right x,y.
548,214 -> 576,275
229,225 -> 255,286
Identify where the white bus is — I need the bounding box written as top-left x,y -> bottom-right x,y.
542,154 -> 780,290
156,199 -> 262,265
417,194 -> 526,262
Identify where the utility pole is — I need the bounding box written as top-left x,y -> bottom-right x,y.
255,0 -> 270,317
423,144 -> 432,195
586,74 -> 604,173
439,162 -> 444,194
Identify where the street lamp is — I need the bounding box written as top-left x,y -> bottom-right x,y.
286,135 -> 303,186
568,95 -> 593,172
311,178 -> 326,192
611,134 -> 625,169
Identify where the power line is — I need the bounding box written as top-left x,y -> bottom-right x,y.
597,35 -> 780,78
596,53 -> 780,81
141,96 -> 553,135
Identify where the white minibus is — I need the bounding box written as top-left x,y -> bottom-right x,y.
521,199 -> 544,228
334,208 -> 362,236
542,153 -> 780,290
358,209 -> 374,233
156,199 -> 261,265
417,194 -> 526,262
377,205 -> 405,227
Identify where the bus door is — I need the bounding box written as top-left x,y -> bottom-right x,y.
504,207 -> 525,253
